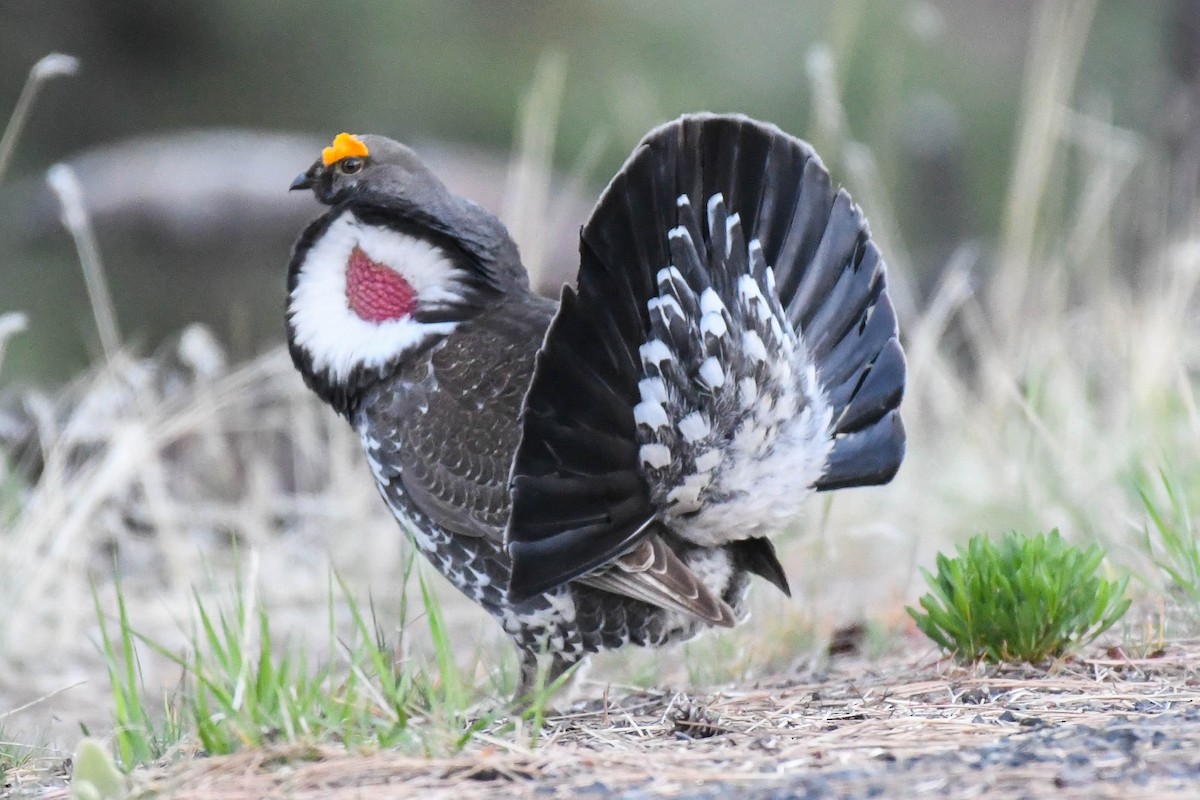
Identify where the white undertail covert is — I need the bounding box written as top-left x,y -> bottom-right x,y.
634,193 -> 835,548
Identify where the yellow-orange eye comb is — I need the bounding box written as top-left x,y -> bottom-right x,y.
322,132 -> 370,166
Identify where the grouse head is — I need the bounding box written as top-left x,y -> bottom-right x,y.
285,132 -> 529,416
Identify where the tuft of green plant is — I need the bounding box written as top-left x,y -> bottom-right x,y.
93,576 -> 185,769
93,554 -> 498,771
1138,469 -> 1200,614
907,530 -> 1131,663
0,727 -> 38,774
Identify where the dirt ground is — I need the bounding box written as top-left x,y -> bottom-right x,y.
9,640 -> 1200,799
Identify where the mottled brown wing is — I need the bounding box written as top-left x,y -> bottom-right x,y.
576,534 -> 736,626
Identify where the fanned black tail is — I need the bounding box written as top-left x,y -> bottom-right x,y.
507,114 -> 905,602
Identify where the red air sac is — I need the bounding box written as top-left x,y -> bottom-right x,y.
345,246 -> 417,322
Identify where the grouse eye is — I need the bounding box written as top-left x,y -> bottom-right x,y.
338,157 -> 363,175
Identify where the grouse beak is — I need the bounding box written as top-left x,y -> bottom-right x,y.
290,160 -> 325,191
289,171 -> 316,191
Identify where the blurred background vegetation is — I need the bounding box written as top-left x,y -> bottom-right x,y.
0,0 -> 1185,383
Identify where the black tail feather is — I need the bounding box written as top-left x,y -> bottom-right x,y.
804,243 -> 883,364
820,288 -> 897,388
816,410 -> 906,491
833,338 -> 906,435
508,283 -> 654,601
769,160 -> 837,307
787,192 -> 867,333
